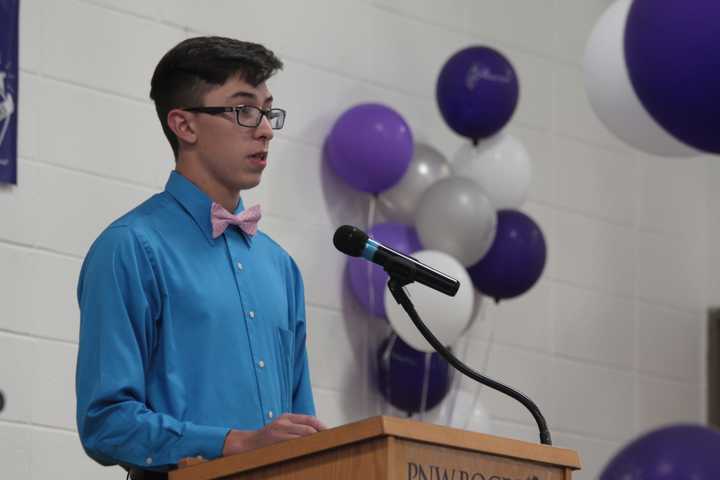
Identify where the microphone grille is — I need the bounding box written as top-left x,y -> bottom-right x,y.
333,225 -> 368,257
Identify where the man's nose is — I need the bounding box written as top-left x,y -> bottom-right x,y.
254,115 -> 274,140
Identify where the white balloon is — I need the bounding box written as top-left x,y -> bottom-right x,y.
452,133 -> 532,209
415,177 -> 497,267
464,290 -> 484,335
583,0 -> 698,157
378,144 -> 452,224
384,250 -> 475,352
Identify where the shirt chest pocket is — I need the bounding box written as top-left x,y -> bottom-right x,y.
247,264 -> 291,332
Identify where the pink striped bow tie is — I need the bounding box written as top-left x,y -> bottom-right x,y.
211,202 -> 262,239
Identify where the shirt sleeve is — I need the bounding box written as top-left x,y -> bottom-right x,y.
75,225 -> 229,470
287,257 -> 316,416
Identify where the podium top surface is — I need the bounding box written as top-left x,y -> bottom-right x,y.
171,416 -> 581,480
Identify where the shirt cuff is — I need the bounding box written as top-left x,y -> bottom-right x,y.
182,423 -> 232,461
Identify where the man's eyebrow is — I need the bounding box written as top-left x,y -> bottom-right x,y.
227,91 -> 274,105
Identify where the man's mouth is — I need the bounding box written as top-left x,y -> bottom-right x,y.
248,151 -> 268,162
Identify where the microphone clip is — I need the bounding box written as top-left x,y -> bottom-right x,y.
382,255 -> 418,288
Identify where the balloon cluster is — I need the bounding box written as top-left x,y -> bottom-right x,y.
326,46 -> 547,415
584,0 -> 720,156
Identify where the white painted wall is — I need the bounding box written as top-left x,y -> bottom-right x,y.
1,1 -> 713,478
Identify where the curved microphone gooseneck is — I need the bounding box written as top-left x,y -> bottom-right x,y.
386,273 -> 552,445
334,225 -> 552,445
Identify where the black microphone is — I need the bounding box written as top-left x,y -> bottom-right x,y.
333,225 -> 460,296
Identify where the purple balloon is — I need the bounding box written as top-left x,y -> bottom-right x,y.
348,223 -> 422,317
326,103 -> 413,193
377,334 -> 452,414
625,0 -> 720,154
468,210 -> 545,302
600,424 -> 720,479
436,46 -> 519,142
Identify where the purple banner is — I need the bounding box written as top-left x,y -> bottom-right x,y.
0,0 -> 19,184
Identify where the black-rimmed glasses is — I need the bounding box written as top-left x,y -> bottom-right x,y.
183,105 -> 286,129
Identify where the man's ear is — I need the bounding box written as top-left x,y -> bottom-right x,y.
167,109 -> 198,146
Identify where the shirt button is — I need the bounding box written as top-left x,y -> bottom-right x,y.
248,311 -> 255,319
258,360 -> 265,368
268,410 -> 274,419
145,457 -> 153,465
237,262 -> 243,270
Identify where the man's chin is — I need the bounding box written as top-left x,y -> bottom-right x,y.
236,173 -> 262,191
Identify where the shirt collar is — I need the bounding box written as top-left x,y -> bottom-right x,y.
165,171 -> 248,245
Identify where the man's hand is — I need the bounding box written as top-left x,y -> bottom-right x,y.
222,413 -> 327,457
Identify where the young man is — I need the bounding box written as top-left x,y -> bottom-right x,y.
75,37 -> 325,479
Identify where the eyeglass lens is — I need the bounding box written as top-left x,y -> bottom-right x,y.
236,106 -> 285,129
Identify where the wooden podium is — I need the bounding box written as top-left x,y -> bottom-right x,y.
169,416 -> 581,479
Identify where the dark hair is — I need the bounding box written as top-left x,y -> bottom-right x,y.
150,36 -> 283,157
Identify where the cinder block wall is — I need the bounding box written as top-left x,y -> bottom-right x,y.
0,1 -> 711,478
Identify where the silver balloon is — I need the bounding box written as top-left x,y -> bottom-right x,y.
377,143 -> 452,224
415,177 -> 497,267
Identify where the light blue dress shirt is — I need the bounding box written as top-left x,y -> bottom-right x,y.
75,171 -> 315,470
